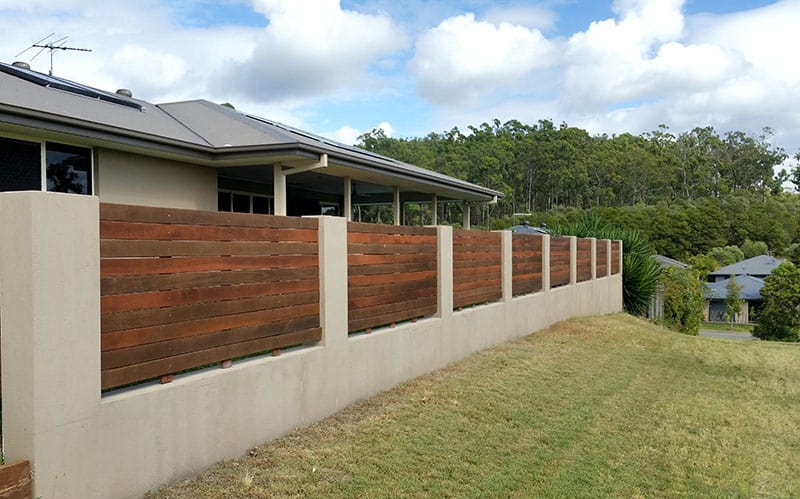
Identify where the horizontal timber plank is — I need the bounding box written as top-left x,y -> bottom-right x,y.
348,276 -> 437,298
101,203 -> 319,229
347,222 -> 435,236
453,258 -> 501,269
348,254 -> 436,268
102,290 -> 319,332
101,268 -> 319,295
453,278 -> 501,293
347,243 -> 436,255
101,254 -> 318,277
348,232 -> 437,245
101,302 -> 319,351
348,262 -> 436,277
348,304 -> 437,332
102,315 -> 320,369
348,270 -> 436,287
453,264 -> 501,277
102,278 -> 319,314
0,460 -> 31,499
101,240 -> 318,258
349,295 -> 436,319
454,290 -> 502,308
349,286 -> 435,309
102,327 -> 321,390
101,221 -> 318,243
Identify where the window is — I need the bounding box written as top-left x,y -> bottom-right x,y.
0,136 -> 93,195
320,202 -> 339,216
218,190 -> 273,215
46,143 -> 92,194
0,137 -> 41,191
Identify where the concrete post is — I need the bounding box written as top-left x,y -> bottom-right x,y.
393,187 -> 401,226
500,231 -> 513,303
314,216 -> 349,347
343,177 -> 352,221
569,236 -> 578,286
462,203 -> 470,230
436,225 -> 454,318
0,192 -> 101,497
431,194 -> 438,225
590,237 -> 597,280
273,164 -> 287,216
542,234 -> 551,292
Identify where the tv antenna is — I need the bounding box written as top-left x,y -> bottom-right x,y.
15,33 -> 92,76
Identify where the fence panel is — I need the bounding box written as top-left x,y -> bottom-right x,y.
611,241 -> 621,274
596,239 -> 609,277
0,460 -> 31,499
512,234 -> 542,296
550,237 -> 571,288
348,223 -> 437,332
576,238 -> 592,282
99,204 -> 321,390
453,230 -> 502,309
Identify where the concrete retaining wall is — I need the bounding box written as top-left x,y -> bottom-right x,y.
0,192 -> 622,498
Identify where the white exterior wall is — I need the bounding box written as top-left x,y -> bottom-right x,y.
0,192 -> 623,499
95,148 -> 218,210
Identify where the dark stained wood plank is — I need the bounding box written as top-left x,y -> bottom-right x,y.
100,203 -> 319,229
348,270 -> 436,287
347,243 -> 437,255
347,222 -> 435,236
101,268 -> 319,295
101,221 -> 318,243
0,460 -> 31,499
348,276 -> 437,298
348,304 -> 437,332
101,254 -> 319,277
101,240 -> 318,258
102,328 -> 322,390
349,286 -> 436,309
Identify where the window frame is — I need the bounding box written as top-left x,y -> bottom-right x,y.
0,133 -> 95,195
217,189 -> 274,215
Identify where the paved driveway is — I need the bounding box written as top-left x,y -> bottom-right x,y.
699,330 -> 757,341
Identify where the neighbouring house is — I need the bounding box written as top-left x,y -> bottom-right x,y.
707,254 -> 784,283
703,274 -> 765,323
0,61 -> 502,223
647,255 -> 689,320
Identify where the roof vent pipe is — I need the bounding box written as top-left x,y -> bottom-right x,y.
12,61 -> 31,70
116,88 -> 133,98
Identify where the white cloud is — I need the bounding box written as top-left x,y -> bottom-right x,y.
329,121 -> 394,145
483,5 -> 556,31
409,13 -> 555,106
216,0 -> 408,101
107,45 -> 189,94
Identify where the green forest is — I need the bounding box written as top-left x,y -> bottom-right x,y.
358,120 -> 800,261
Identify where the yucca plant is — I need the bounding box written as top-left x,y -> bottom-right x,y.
554,214 -> 660,315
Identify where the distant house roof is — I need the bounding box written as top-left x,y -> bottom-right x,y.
510,221 -> 549,235
653,255 -> 689,269
708,254 -> 785,278
0,61 -> 503,202
704,274 -> 765,301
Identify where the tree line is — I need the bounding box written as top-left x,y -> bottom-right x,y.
358,120 -> 800,258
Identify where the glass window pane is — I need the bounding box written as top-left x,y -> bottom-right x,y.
252,196 -> 270,214
218,191 -> 232,211
0,136 -> 41,191
46,142 -> 92,194
232,193 -> 250,213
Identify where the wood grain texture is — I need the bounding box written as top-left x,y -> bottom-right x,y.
511,234 -> 543,296
453,230 -> 502,309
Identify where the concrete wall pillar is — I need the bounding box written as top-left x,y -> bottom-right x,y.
393,187 -> 400,226
500,231 -> 512,303
462,203 -> 470,230
569,236 -> 578,286
542,234 -> 551,292
431,194 -> 438,225
314,216 -> 349,348
273,164 -> 287,216
590,237 -> 597,280
436,225 -> 453,318
0,192 -> 101,497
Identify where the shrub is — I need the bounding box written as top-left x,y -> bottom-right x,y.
661,267 -> 704,335
753,263 -> 800,342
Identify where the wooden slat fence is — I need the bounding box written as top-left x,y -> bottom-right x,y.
611,241 -> 621,274
453,230 -> 502,309
576,238 -> 592,282
348,223 -> 437,332
549,237 -> 571,288
596,239 -> 609,277
0,460 -> 31,499
99,204 -> 321,391
511,234 -> 542,296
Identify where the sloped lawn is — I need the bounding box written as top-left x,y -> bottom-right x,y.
148,314 -> 800,498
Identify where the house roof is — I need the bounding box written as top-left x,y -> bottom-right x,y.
653,255 -> 689,269
704,274 -> 765,301
708,254 -> 785,278
0,61 -> 503,202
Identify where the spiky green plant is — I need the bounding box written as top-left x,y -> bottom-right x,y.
554,214 -> 660,315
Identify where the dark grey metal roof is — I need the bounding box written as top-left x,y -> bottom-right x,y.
510,221 -> 549,235
704,274 -> 765,301
0,61 -> 503,202
709,255 -> 785,278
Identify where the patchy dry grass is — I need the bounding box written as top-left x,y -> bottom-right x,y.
147,314 -> 800,498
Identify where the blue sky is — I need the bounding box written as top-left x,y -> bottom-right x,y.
1,0 -> 798,161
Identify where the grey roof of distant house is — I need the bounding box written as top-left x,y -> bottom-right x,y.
0,62 -> 503,201
708,254 -> 785,278
704,274 -> 765,301
653,255 -> 689,269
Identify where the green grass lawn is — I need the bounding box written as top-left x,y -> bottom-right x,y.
147,314 -> 800,498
